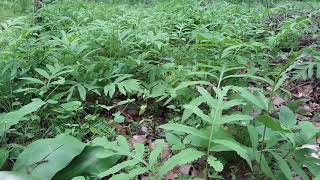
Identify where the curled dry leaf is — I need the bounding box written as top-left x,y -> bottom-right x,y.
130,135 -> 147,146
294,84 -> 313,98
272,96 -> 285,108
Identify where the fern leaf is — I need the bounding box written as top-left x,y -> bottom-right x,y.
98,159 -> 140,178
104,84 -> 116,98
159,123 -> 208,140
222,99 -> 246,110
133,143 -> 145,160
196,86 -> 216,109
207,156 -> 223,172
115,136 -> 130,153
234,87 -> 268,110
183,104 -> 211,124
218,114 -> 253,124
212,139 -> 252,170
148,139 -> 164,167
182,96 -> 205,121
159,149 -> 204,177
109,167 -> 148,180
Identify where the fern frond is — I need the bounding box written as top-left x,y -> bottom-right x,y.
159,123 -> 208,140
159,148 -> 204,177
98,159 -> 140,178
148,139 -> 164,168
109,167 -> 148,180
207,156 -> 223,172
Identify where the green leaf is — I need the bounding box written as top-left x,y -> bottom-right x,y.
0,171 -> 42,180
149,139 -> 164,167
139,104 -> 147,116
0,148 -> 9,168
196,86 -> 216,109
19,77 -> 45,85
212,139 -> 252,170
159,123 -> 208,140
288,157 -> 309,180
0,99 -> 46,132
13,134 -> 86,180
175,81 -> 211,90
247,125 -> 259,150
110,167 -> 148,180
59,101 -> 82,112
34,68 -> 50,79
159,149 -> 204,177
183,104 -> 211,124
269,151 -> 293,180
257,153 -> 273,178
113,112 -> 125,123
279,106 -> 296,128
257,114 -> 290,132
104,84 -> 116,98
53,146 -> 120,180
235,87 -> 268,110
71,176 -> 85,180
77,85 -> 86,101
207,156 -> 223,172
218,114 -> 253,124
98,159 -> 140,178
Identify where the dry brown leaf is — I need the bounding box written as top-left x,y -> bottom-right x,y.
273,96 -> 285,107
131,135 -> 147,146
294,84 -> 313,98
163,170 -> 179,180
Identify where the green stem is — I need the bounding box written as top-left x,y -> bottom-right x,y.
205,67 -> 224,176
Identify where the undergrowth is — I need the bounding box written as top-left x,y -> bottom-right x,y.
0,0 -> 320,179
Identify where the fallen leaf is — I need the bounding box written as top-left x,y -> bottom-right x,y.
130,135 -> 147,146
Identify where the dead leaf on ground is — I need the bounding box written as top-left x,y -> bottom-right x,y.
130,135 -> 147,146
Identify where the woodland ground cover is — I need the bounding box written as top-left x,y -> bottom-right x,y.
0,0 -> 320,179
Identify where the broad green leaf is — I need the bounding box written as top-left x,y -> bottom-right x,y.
104,84 -> 116,98
257,114 -> 290,132
0,171 -> 42,180
34,68 -> 50,79
288,157 -> 309,180
113,112 -> 125,123
247,125 -> 258,150
59,101 -> 82,112
207,156 -> 223,172
279,106 -> 296,128
235,87 -> 268,110
19,77 -> 45,85
13,134 -> 86,180
0,148 -> 9,168
159,123 -> 208,140
77,85 -> 86,101
257,153 -> 273,178
0,99 -> 46,132
53,146 -> 120,180
212,139 -> 252,170
117,84 -> 126,95
159,149 -> 204,177
269,151 -> 293,180
149,139 -> 164,167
